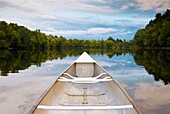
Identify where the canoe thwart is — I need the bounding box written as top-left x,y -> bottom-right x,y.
58,73 -> 112,83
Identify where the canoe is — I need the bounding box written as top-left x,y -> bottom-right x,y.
30,52 -> 143,114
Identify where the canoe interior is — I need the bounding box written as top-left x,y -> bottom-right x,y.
32,63 -> 139,114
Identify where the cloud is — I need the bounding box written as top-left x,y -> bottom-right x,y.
119,0 -> 170,12
88,28 -> 118,35
0,0 -> 116,14
135,0 -> 170,11
0,0 -> 35,12
114,30 -> 133,35
33,0 -> 117,14
0,1 -> 16,8
44,27 -> 118,36
121,3 -> 135,10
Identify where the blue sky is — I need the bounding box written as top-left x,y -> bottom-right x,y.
0,0 -> 170,40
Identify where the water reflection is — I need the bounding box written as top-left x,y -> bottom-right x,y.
134,50 -> 170,85
133,81 -> 170,114
0,49 -> 130,76
0,49 -> 170,86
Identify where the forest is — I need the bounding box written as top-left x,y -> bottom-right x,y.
0,21 -> 129,50
133,9 -> 170,48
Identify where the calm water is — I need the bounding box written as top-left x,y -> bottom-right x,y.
0,49 -> 170,114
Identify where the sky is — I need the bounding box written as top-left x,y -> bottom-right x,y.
0,0 -> 170,40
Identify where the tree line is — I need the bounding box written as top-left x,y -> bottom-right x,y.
0,21 -> 48,49
133,9 -> 170,48
0,21 -> 129,50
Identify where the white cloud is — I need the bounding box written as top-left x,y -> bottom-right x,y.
120,0 -> 170,12
6,0 -> 116,14
114,30 -> 133,36
121,3 -> 136,10
121,5 -> 129,10
0,0 -> 117,22
44,27 -> 118,36
135,0 -> 170,11
88,28 -> 118,35
121,31 -> 133,35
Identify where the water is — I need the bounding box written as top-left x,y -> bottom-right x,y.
0,49 -> 170,114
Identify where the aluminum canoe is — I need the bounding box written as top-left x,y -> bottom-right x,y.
30,52 -> 143,114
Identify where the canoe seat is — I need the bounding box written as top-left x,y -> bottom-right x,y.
76,63 -> 94,78
37,105 -> 133,110
58,72 -> 113,83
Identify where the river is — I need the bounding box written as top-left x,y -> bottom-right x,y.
0,49 -> 170,114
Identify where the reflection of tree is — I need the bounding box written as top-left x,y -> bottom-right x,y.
134,50 -> 170,85
3,48 -> 170,86
0,49 -> 131,76
0,50 -> 46,76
